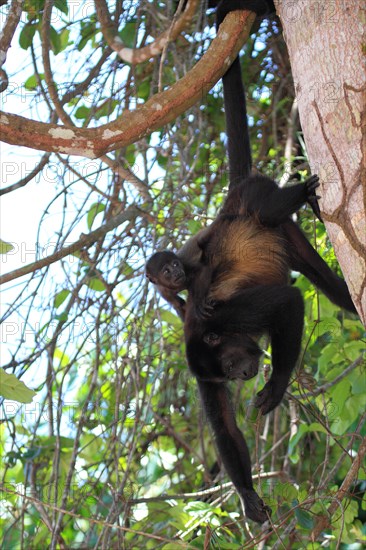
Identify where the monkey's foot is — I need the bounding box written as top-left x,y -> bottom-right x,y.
241,489 -> 271,524
304,174 -> 323,222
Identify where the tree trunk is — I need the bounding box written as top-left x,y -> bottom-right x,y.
275,0 -> 366,325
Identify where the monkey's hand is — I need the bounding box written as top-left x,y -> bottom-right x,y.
254,379 -> 287,415
173,296 -> 186,320
195,297 -> 216,319
304,174 -> 323,222
241,489 -> 271,524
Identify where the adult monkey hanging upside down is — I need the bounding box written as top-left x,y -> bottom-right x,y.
146,0 -> 357,523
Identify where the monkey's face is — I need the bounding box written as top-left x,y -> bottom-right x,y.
219,342 -> 261,381
160,258 -> 186,291
146,251 -> 186,291
186,332 -> 262,382
204,332 -> 262,381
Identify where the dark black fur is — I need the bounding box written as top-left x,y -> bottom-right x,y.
147,0 -> 356,524
216,0 -> 275,185
183,0 -> 356,525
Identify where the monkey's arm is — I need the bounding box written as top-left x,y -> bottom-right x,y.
234,174 -> 322,224
188,262 -> 217,318
253,286 -> 304,414
177,225 -> 213,266
197,379 -> 271,523
209,284 -> 304,414
156,285 -> 186,320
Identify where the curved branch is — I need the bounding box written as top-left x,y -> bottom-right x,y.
0,10 -> 257,157
41,0 -> 73,126
95,0 -> 200,64
297,355 -> 364,399
0,206 -> 141,285
0,152 -> 51,195
0,0 -> 23,66
101,154 -> 152,201
60,48 -> 112,104
311,435 -> 366,541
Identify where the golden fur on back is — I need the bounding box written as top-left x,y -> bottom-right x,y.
205,218 -> 288,302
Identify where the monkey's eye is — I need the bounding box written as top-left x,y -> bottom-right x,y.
225,361 -> 233,371
203,332 -> 220,346
172,260 -> 179,268
163,267 -> 170,277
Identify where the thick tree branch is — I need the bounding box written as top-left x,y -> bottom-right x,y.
0,10 -> 256,157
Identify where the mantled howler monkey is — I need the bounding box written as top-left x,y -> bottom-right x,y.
183,0 -> 356,523
146,0 -> 356,523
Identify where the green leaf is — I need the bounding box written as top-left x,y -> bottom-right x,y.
119,21 -> 137,48
78,20 -> 97,51
349,366 -> 366,395
137,80 -> 150,101
54,289 -> 70,308
87,278 -> 106,292
344,339 -> 366,360
55,312 -> 68,322
49,25 -> 61,54
75,105 -> 91,120
87,203 -> 105,230
0,369 -> 36,403
94,100 -> 119,120
288,424 -> 309,463
54,348 -> 70,367
288,423 -> 328,464
54,0 -> 68,14
318,342 -> 343,370
59,28 -> 70,52
0,240 -> 14,254
314,317 -> 341,339
187,220 -> 203,234
19,23 -> 37,50
160,309 -> 181,325
24,73 -> 45,90
295,507 -> 314,529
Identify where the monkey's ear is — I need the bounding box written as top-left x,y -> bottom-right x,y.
146,273 -> 156,284
203,332 -> 221,346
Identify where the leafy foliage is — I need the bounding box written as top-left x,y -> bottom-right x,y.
0,1 -> 364,548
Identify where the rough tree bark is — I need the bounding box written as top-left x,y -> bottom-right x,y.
275,0 -> 366,325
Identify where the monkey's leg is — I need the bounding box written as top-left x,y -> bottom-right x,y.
282,220 -> 357,313
244,175 -> 321,225
197,379 -> 271,523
